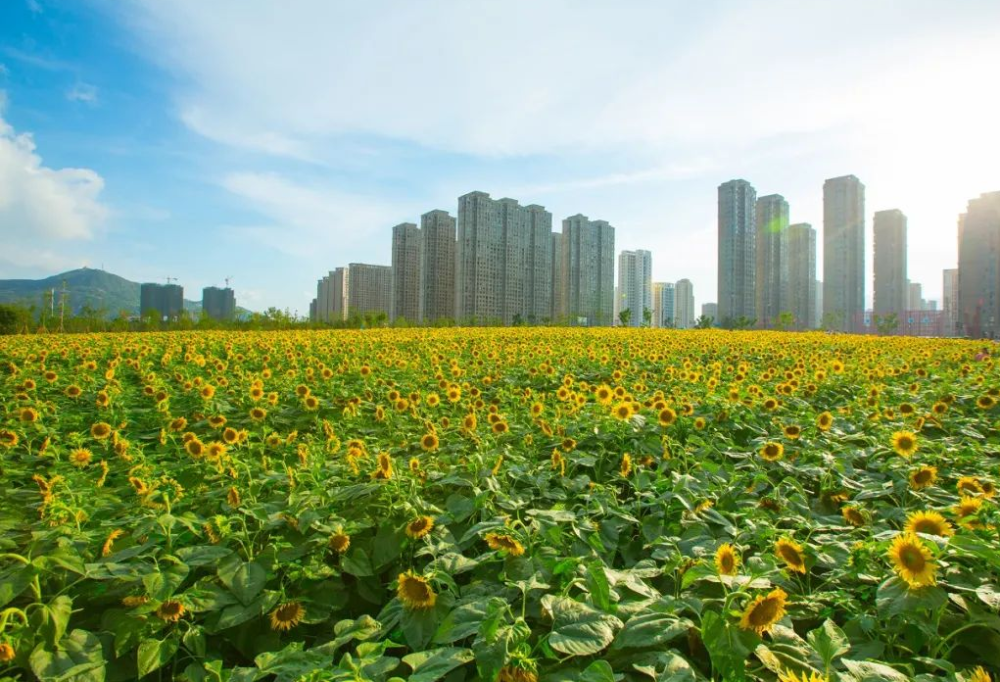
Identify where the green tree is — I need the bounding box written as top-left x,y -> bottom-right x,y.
694,315 -> 714,329
0,304 -> 31,335
642,307 -> 652,327
776,311 -> 795,331
874,312 -> 900,336
618,308 -> 632,327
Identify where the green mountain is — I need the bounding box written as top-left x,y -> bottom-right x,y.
0,267 -> 243,318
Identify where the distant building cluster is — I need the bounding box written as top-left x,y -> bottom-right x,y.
139,282 -> 237,322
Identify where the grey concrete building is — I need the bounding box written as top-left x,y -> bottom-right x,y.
420,210 -> 456,324
873,209 -> 908,320
391,222 -> 422,323
718,179 -> 757,325
787,223 -> 817,330
942,268 -> 958,336
701,302 -> 718,324
559,214 -> 615,326
316,267 -> 349,323
348,263 -> 392,319
202,286 -> 236,321
958,191 -> 1000,337
617,249 -> 652,326
525,204 -> 555,324
652,282 -> 676,328
140,283 -> 184,320
674,279 -> 695,329
823,175 -> 866,332
755,194 -> 789,328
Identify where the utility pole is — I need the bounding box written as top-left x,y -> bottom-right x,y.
59,280 -> 68,332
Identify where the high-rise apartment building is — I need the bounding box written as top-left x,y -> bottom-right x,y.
315,267 -> 349,322
618,249 -> 652,326
815,281 -> 823,329
942,268 -> 959,336
674,279 -> 695,329
347,263 -> 391,319
718,179 -> 756,325
391,222 -> 422,323
908,281 -> 924,312
958,191 -> 1000,338
701,302 -> 718,324
873,209 -> 907,320
823,175 -> 865,332
420,210 -> 456,324
140,283 -> 184,320
525,205 -> 555,323
456,192 -> 553,325
559,214 -> 615,326
787,223 -> 816,330
202,286 -> 236,321
755,194 -> 789,328
652,282 -> 676,328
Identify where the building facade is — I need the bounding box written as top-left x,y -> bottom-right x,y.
787,223 -> 816,330
347,263 -> 391,319
873,209 -> 907,320
652,282 -> 676,328
559,214 -> 615,326
674,279 -> 695,329
617,249 -> 653,326
315,267 -> 349,323
908,282 -> 925,312
755,194 -> 789,328
718,179 -> 757,325
942,268 -> 959,336
140,283 -> 184,320
957,192 -> 1000,337
701,302 -> 718,324
391,222 -> 422,323
823,175 -> 866,332
525,204 -> 555,323
202,286 -> 236,321
420,210 -> 456,324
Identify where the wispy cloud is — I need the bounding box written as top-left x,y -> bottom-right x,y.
26,0 -> 42,14
66,82 -> 98,104
2,47 -> 74,72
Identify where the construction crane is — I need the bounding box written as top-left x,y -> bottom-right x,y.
225,276 -> 233,288
166,277 -> 177,284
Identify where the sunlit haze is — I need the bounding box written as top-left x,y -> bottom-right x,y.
2,0 -> 999,310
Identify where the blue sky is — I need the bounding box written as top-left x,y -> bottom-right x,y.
2,0 -> 999,314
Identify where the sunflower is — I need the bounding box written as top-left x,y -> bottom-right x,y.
783,425 -> 801,439
69,448 -> 92,468
738,587 -> 788,635
841,506 -> 865,527
976,395 -> 996,410
168,417 -> 187,432
966,666 -> 992,682
329,532 -> 351,554
406,516 -> 435,539
20,407 -> 39,423
485,532 -> 526,556
492,421 -> 509,435
775,538 -> 807,573
760,442 -> 784,462
498,663 -> 539,682
420,433 -> 439,452
891,431 -> 918,457
222,427 -> 240,444
957,476 -> 985,496
90,422 -> 112,440
778,670 -> 827,682
612,402 -> 634,421
206,442 -> 227,460
620,452 -> 632,477
269,602 -> 305,631
185,438 -> 205,457
694,417 -> 707,430
909,465 -> 938,490
595,385 -> 613,405
397,571 -> 436,609
208,415 -> 227,428
0,429 -> 18,448
905,510 -> 954,537
0,642 -> 15,663
227,487 -> 241,507
250,407 -> 267,421
816,411 -> 834,431
102,529 -> 125,557
899,402 -> 916,416
156,600 -> 186,623
953,495 -> 983,519
658,407 -> 677,427
714,543 -> 739,576
888,533 -> 937,588
931,401 -> 948,415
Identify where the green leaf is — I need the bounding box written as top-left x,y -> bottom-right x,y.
584,558 -> 612,612
137,636 -> 180,678
875,577 -> 947,617
34,595 -> 73,648
976,584 -> 1000,610
541,594 -> 623,656
0,564 -> 34,608
842,658 -> 910,681
433,598 -> 494,644
218,558 -> 266,606
612,612 -> 692,649
701,609 -> 755,681
143,563 -> 189,601
341,547 -> 375,577
580,660 -> 616,682
401,647 -> 474,682
807,619 -> 850,669
372,522 -> 405,569
29,630 -> 106,682
175,546 -> 234,567
402,604 -> 439,650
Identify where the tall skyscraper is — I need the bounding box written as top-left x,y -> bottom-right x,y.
347,263 -> 391,318
674,279 -> 695,329
525,204 -> 555,323
315,267 -> 349,322
908,281 -> 924,312
958,191 -> 1000,338
652,282 -> 676,328
420,210 -> 456,324
823,175 -> 865,332
787,223 -> 816,330
617,249 -> 652,326
718,179 -> 756,325
942,268 -> 959,336
755,194 -> 789,328
559,214 -> 615,326
391,222 -> 422,323
202,286 -> 236,321
701,302 -> 718,324
873,209 -> 907,320
140,283 -> 184,320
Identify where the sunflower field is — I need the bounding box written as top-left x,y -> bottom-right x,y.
1,328 -> 999,682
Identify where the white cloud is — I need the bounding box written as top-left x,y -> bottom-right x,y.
66,83 -> 98,104
0,100 -> 109,269
26,0 -> 42,14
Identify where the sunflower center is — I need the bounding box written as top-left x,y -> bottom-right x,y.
779,547 -> 803,566
912,520 -> 941,535
275,604 -> 299,621
402,579 -> 431,601
899,546 -> 926,571
897,436 -> 914,450
748,598 -> 780,626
